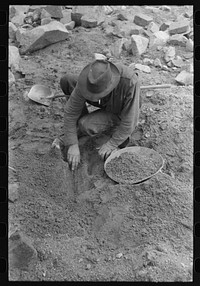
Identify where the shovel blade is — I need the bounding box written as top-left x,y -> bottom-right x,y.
27,84 -> 54,106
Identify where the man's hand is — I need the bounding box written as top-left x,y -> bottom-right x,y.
98,141 -> 117,160
67,144 -> 80,171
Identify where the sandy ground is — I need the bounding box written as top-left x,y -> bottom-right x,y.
9,5 -> 193,281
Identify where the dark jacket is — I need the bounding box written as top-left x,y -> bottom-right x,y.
63,63 -> 141,147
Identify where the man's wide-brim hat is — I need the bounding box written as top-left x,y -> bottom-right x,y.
77,60 -> 120,101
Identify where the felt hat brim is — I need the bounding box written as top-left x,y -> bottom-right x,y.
77,61 -> 120,101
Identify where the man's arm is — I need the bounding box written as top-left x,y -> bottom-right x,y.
109,79 -> 140,147
63,87 -> 86,146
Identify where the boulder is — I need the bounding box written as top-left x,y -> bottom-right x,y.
149,31 -> 169,47
169,21 -> 190,35
16,21 -> 69,54
11,5 -> 30,17
9,70 -> 15,86
143,58 -> 153,65
129,24 -> 144,36
131,35 -> 149,56
43,5 -> 63,19
186,39 -> 193,52
9,231 -> 37,270
154,58 -> 162,67
9,6 -> 16,20
168,34 -> 188,47
147,22 -> 159,33
64,21 -> 75,31
11,13 -> 25,26
159,6 -> 171,12
135,64 -> 151,73
164,46 -> 176,62
171,56 -> 184,67
159,21 -> 171,31
60,10 -> 72,25
117,12 -> 128,21
41,8 -> 52,19
41,18 -> 52,25
9,22 -> 17,40
183,11 -> 193,19
71,6 -> 91,26
8,183 -> 19,202
175,70 -> 193,85
28,5 -> 47,12
162,65 -> 170,71
110,38 -> 125,58
81,16 -> 97,28
104,6 -> 113,15
134,13 -> 153,27
9,46 -> 21,71
172,56 -> 183,67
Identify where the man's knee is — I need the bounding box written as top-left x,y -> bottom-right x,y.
60,74 -> 78,95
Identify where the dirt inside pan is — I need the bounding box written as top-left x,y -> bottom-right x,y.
105,147 -> 164,184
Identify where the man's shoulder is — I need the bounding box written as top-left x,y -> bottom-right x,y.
115,62 -> 137,80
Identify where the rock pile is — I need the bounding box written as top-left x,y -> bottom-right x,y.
8,5 -> 193,86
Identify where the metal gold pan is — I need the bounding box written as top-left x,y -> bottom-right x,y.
104,146 -> 164,184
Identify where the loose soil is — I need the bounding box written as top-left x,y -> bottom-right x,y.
105,148 -> 163,183
9,5 -> 193,282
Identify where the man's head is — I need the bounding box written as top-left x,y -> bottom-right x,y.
77,60 -> 120,102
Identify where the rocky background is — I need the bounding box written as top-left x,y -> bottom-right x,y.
9,5 -> 193,282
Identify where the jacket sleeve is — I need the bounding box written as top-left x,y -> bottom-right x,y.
109,78 -> 140,147
63,87 -> 86,146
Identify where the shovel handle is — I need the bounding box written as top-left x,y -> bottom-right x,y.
140,84 -> 172,90
47,84 -> 172,99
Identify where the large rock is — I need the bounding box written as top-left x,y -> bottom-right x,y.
43,5 -> 63,19
164,46 -> 176,62
41,17 -> 52,26
8,183 -> 19,202
147,22 -> 159,33
135,64 -> 151,73
154,58 -> 162,68
117,12 -> 128,21
40,8 -> 52,19
11,13 -> 25,26
186,39 -> 193,52
9,22 -> 17,40
60,10 -> 72,25
10,5 -> 30,19
110,38 -> 125,58
175,70 -> 193,85
9,70 -> 15,86
71,6 -> 93,26
9,46 -> 21,71
171,56 -> 184,67
16,21 -> 69,54
134,13 -> 153,27
81,16 -> 97,28
159,21 -> 171,31
168,34 -> 188,47
169,21 -> 190,35
9,231 -> 37,270
149,31 -> 169,47
129,24 -> 144,36
131,35 -> 149,56
159,5 -> 171,12
64,21 -> 75,31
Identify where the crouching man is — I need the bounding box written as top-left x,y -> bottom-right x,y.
60,60 -> 141,171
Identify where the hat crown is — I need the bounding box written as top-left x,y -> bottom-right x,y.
87,60 -> 112,94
